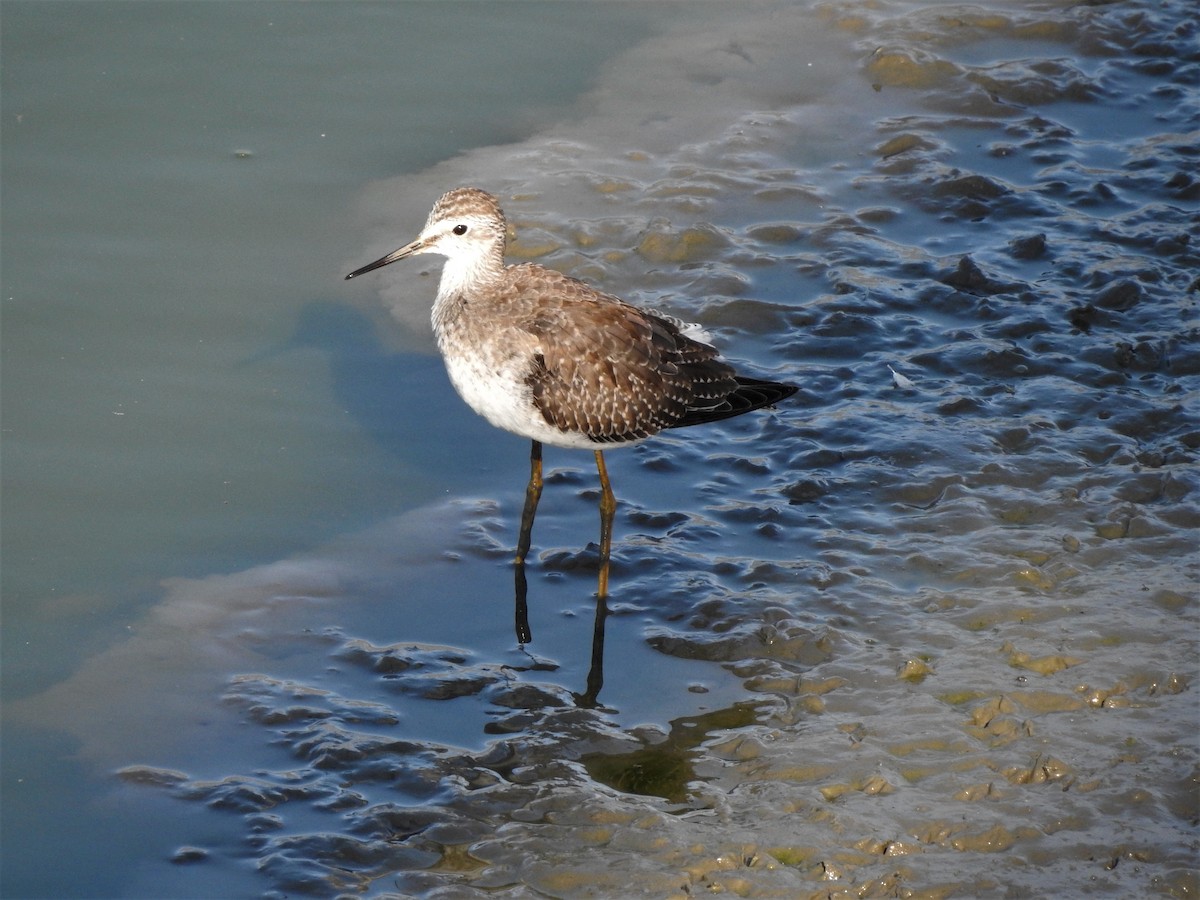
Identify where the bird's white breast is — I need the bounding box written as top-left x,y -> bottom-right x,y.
436,326 -> 603,451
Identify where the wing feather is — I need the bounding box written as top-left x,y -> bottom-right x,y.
494,264 -> 788,443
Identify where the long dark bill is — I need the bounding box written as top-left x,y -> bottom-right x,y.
345,239 -> 423,280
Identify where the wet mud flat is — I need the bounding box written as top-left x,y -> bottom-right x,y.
122,1 -> 1196,896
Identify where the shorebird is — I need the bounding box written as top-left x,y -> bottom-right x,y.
346,187 -> 796,601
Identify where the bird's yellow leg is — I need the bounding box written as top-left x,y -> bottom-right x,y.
594,450 -> 616,599
516,440 -> 543,566
512,440 -> 542,645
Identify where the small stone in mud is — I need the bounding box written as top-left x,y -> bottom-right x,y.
114,765 -> 189,787
857,206 -> 899,223
1164,170 -> 1199,200
784,479 -> 827,504
939,255 -> 1020,294
954,782 -> 998,802
1005,647 -> 1083,675
1007,232 -> 1047,259
951,824 -> 1025,853
931,173 -> 1009,201
859,774 -> 894,795
866,50 -> 959,90
876,133 -> 929,158
1094,279 -> 1142,311
1151,232 -> 1191,257
636,224 -> 728,264
1067,304 -> 1100,332
1112,341 -> 1165,370
938,396 -> 983,416
748,223 -> 804,244
898,658 -> 933,682
170,846 -> 208,864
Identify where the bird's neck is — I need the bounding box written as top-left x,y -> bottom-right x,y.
436,245 -> 504,302
432,246 -> 505,337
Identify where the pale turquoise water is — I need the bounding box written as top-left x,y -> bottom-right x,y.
3,1 -> 1197,898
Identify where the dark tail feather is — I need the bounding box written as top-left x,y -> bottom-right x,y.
672,376 -> 798,428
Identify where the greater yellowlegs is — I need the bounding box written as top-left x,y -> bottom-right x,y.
346,187 -> 796,599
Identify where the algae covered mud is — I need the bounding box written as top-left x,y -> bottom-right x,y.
38,0 -> 1200,896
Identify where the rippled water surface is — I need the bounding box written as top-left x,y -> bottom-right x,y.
3,1 -> 1197,898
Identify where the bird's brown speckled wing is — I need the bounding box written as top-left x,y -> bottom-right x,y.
494,265 -> 742,443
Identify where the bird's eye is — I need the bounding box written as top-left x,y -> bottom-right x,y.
452,224 -> 468,236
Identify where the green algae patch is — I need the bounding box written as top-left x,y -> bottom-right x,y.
582,702 -> 761,802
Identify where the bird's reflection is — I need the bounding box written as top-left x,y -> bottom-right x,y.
513,555 -> 533,646
513,500 -> 609,709
576,589 -> 608,709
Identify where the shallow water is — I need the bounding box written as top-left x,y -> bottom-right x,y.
3,1 -> 1198,898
